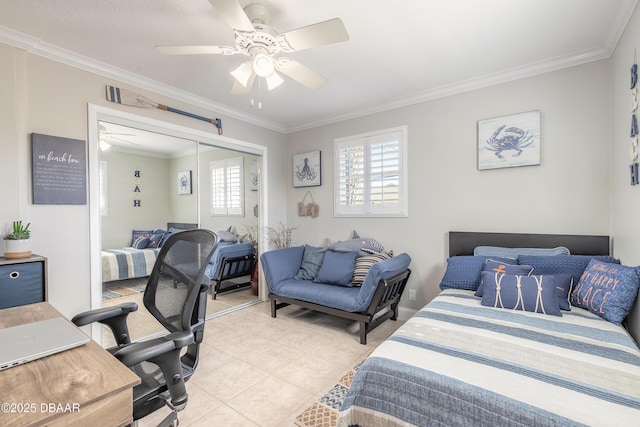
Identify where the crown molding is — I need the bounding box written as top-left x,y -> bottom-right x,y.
0,25 -> 286,134
285,47 -> 613,133
2,0 -> 636,137
286,1 -> 638,133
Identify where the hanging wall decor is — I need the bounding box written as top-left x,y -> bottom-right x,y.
630,50 -> 638,186
133,170 -> 141,207
297,190 -> 319,218
31,133 -> 87,205
478,110 -> 541,170
177,170 -> 192,195
293,150 -> 321,187
105,85 -> 223,135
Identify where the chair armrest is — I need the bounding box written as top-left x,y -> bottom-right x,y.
71,302 -> 138,347
114,331 -> 195,410
112,331 -> 194,367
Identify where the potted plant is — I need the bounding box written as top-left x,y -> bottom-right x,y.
3,220 -> 32,259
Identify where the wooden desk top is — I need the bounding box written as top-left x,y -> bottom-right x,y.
0,302 -> 140,427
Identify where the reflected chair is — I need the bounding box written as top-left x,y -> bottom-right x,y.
72,229 -> 218,427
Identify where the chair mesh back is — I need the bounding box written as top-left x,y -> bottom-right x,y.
144,229 -> 217,333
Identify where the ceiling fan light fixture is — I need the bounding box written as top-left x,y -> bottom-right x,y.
265,71 -> 284,91
99,140 -> 111,151
253,53 -> 275,77
230,61 -> 253,87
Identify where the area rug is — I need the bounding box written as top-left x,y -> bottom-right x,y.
102,279 -> 146,300
295,361 -> 362,427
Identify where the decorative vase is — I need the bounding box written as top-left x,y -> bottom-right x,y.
3,239 -> 32,259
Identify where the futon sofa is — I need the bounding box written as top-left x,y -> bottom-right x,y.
261,245 -> 411,344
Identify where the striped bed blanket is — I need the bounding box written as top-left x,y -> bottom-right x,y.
338,289 -> 640,426
101,247 -> 160,282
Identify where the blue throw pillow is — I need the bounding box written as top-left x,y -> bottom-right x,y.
439,256 -> 512,291
518,255 -> 620,286
475,259 -> 533,297
132,236 -> 149,249
147,231 -> 167,248
481,272 -> 562,316
474,246 -> 570,260
551,274 -> 574,311
295,245 -> 325,280
131,229 -> 153,246
571,259 -> 640,325
314,250 -> 358,287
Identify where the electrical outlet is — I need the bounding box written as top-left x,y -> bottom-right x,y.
408,289 -> 416,301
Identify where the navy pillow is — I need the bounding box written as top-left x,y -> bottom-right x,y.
475,259 -> 533,297
147,231 -> 167,248
481,272 -> 562,316
132,236 -> 149,249
518,255 -> 620,286
439,256 -> 512,291
295,245 -> 325,280
314,250 -> 358,287
571,259 -> 640,325
131,229 -> 153,246
551,274 -> 574,311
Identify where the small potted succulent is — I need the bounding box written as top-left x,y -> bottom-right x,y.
3,220 -> 32,259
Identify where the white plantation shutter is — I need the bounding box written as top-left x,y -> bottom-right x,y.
210,157 -> 244,216
334,126 -> 407,217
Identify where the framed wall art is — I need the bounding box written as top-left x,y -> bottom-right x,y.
177,170 -> 192,195
293,150 -> 321,187
478,110 -> 541,170
31,133 -> 87,205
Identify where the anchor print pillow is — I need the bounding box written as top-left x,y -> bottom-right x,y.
480,272 -> 562,316
475,259 -> 534,297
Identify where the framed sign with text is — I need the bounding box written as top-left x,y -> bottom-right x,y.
31,133 -> 87,205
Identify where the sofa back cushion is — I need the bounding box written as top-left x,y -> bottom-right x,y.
295,245 -> 325,280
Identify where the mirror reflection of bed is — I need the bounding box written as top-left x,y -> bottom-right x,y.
98,121 -> 260,347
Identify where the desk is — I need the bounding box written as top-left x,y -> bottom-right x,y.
0,303 -> 140,427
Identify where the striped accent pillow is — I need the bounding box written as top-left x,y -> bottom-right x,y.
352,252 -> 392,286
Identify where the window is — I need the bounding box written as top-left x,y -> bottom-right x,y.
334,126 -> 408,217
210,157 -> 244,216
99,160 -> 108,216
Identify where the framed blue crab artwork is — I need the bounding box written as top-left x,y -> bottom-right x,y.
477,110 -> 541,170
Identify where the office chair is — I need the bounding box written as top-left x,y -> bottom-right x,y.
72,229 -> 218,427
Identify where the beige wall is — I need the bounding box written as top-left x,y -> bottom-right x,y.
286,60 -> 613,313
612,4 -> 640,342
0,44 -> 287,319
100,150 -> 173,249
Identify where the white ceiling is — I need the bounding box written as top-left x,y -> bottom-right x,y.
0,0 -> 637,133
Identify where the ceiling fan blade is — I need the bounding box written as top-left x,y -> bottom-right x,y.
155,45 -> 237,55
276,58 -> 328,90
277,18 -> 349,52
231,73 -> 255,94
208,0 -> 254,32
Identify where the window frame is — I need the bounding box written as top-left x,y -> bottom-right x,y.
210,156 -> 244,217
333,126 -> 408,218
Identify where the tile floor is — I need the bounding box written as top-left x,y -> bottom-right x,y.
124,299 -> 404,426
101,283 -> 260,347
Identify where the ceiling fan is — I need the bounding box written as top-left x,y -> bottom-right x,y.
156,0 -> 349,94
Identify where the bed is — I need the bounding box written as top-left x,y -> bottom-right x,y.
101,247 -> 160,283
338,231 -> 640,426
